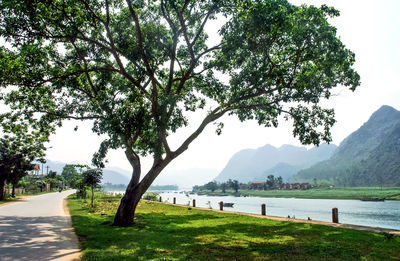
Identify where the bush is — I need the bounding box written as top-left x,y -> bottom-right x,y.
142,192 -> 159,201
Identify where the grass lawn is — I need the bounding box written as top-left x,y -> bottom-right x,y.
0,197 -> 18,205
68,192 -> 400,260
200,187 -> 400,200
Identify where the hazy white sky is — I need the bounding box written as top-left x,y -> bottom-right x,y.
45,0 -> 400,174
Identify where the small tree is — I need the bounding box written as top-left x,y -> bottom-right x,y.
204,181 -> 218,192
276,176 -> 283,189
83,169 -> 103,207
61,165 -> 79,187
221,182 -> 226,193
44,171 -> 60,190
231,180 -> 239,193
266,175 -> 276,190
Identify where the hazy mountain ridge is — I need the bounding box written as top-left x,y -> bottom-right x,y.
41,159 -> 217,188
215,143 -> 338,183
294,105 -> 400,186
40,159 -> 131,184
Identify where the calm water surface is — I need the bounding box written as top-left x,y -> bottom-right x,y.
159,192 -> 400,230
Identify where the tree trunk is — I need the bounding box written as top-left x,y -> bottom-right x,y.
11,183 -> 15,198
0,179 -> 5,201
91,185 -> 94,208
113,185 -> 142,226
113,147 -> 172,226
112,147 -> 143,226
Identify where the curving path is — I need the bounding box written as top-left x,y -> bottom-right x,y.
0,190 -> 80,261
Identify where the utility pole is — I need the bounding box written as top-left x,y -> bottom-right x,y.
46,166 -> 49,175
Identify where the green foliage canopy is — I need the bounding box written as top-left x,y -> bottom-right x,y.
0,0 -> 360,225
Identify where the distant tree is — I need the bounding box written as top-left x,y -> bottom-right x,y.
44,170 -> 61,190
47,171 -> 57,179
312,178 -> 318,187
231,180 -> 239,193
8,155 -> 35,197
83,169 -> 103,207
61,165 -> 79,187
276,176 -> 283,189
221,182 -> 227,193
205,181 -> 218,192
266,175 -> 276,190
0,0 -> 360,226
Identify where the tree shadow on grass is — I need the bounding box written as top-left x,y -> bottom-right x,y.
74,208 -> 400,261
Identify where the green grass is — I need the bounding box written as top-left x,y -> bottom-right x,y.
201,187 -> 400,200
0,197 -> 18,205
68,192 -> 400,260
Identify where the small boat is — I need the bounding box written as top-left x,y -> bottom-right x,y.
223,202 -> 234,207
359,197 -> 385,202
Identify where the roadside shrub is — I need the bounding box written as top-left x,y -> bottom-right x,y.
142,192 -> 159,201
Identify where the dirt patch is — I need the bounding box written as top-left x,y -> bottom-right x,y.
0,196 -> 32,207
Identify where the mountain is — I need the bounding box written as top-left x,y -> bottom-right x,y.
102,169 -> 131,184
41,159 -> 217,188
215,143 -> 337,183
153,168 -> 219,189
255,163 -> 301,182
294,105 -> 400,186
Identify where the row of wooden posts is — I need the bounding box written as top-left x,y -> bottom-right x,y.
159,196 -> 340,224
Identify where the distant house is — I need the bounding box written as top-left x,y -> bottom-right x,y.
250,181 -> 264,190
300,183 -> 311,190
29,164 -> 41,176
282,183 -> 293,190
281,182 -> 311,190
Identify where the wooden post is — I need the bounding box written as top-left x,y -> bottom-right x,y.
173,197 -> 176,204
219,201 -> 223,211
261,204 -> 266,216
332,207 -> 339,223
159,196 -> 162,202
192,199 -> 196,207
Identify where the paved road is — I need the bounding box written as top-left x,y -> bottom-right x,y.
0,190 -> 81,260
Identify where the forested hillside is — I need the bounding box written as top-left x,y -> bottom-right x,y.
294,105 -> 400,186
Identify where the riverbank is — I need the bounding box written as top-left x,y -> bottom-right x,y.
196,187 -> 400,200
68,192 -> 400,260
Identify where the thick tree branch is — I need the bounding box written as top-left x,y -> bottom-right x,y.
37,67 -> 120,87
70,40 -> 97,97
175,44 -> 222,94
125,1 -> 155,80
171,107 -> 229,159
190,7 -> 215,48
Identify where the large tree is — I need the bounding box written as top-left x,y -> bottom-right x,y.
0,135 -> 46,200
0,0 -> 360,225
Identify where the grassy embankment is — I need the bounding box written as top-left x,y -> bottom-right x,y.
198,187 -> 400,200
68,192 -> 400,260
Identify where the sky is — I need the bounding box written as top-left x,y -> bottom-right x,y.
44,0 -> 400,177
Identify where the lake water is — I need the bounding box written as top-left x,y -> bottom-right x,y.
158,192 -> 400,230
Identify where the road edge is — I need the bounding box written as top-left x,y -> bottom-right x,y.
62,193 -> 82,261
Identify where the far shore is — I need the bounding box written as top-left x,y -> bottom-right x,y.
192,187 -> 400,201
